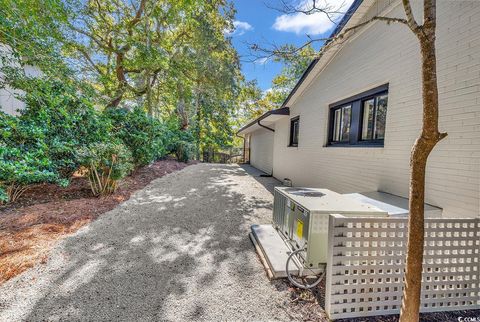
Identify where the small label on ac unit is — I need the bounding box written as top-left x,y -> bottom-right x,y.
296,219 -> 303,238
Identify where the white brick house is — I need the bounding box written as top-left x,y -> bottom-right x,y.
238,0 -> 479,218
0,44 -> 42,116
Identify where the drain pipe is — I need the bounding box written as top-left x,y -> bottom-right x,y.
257,119 -> 274,132
236,133 -> 248,164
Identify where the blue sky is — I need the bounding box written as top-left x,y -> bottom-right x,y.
228,0 -> 353,91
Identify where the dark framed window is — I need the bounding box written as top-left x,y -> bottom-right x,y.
328,84 -> 388,146
361,94 -> 388,142
331,104 -> 352,143
289,116 -> 299,147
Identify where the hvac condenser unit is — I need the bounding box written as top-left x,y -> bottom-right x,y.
273,187 -> 388,269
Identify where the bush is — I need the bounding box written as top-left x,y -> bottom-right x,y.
78,142 -> 133,196
0,147 -> 64,203
162,121 -> 196,163
0,112 -> 66,203
104,107 -> 167,166
172,140 -> 195,163
18,78 -> 110,178
0,77 -> 113,202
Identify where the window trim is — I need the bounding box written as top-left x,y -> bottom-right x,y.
327,84 -> 388,147
289,116 -> 300,147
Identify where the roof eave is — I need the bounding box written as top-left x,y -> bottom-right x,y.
237,106 -> 290,135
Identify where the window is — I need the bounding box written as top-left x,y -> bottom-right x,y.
331,105 -> 352,143
289,116 -> 299,146
361,94 -> 388,141
328,84 -> 388,146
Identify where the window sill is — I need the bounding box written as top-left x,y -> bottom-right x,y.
326,143 -> 384,148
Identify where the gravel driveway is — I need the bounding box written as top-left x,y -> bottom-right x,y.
0,164 -> 292,321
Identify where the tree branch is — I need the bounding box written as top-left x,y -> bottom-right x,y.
250,15 -> 408,61
402,0 -> 422,35
76,46 -> 105,76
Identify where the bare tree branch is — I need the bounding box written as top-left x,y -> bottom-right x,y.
265,0 -> 347,24
249,15 -> 408,61
402,0 -> 422,35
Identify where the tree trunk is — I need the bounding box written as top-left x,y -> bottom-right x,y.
400,1 -> 447,320
176,83 -> 189,130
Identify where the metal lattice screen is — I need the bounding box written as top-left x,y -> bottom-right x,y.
325,215 -> 480,320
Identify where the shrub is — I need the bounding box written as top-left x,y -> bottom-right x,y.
104,107 -> 167,166
17,78 -> 110,178
78,142 -> 133,196
0,147 -> 65,203
172,140 -> 195,163
162,121 -> 196,162
0,112 -> 66,203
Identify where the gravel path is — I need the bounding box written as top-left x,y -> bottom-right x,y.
0,164 -> 292,321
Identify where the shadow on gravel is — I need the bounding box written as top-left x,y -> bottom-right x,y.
24,164 -> 278,321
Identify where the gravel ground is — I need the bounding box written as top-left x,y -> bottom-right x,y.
0,163 -> 292,321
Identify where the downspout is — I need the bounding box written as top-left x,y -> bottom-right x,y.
257,120 -> 274,132
236,133 -> 248,164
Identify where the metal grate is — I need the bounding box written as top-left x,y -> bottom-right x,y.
325,215 -> 480,320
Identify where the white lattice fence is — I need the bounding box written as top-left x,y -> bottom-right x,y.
325,215 -> 480,320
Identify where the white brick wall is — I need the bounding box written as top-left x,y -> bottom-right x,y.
250,128 -> 274,174
0,44 -> 42,116
272,0 -> 480,218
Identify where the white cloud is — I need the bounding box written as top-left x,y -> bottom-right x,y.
224,20 -> 253,36
272,0 -> 354,35
255,57 -> 269,65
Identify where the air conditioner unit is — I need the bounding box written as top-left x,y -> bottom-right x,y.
273,187 -> 388,269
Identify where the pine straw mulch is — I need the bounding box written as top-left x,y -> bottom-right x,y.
0,158 -> 194,284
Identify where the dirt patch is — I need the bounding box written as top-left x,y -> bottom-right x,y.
0,158 -> 193,284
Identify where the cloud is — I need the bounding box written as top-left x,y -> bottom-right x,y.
254,57 -> 269,65
272,0 -> 354,35
225,20 -> 253,36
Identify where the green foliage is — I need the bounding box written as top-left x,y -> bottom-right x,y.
14,77 -> 110,177
0,112 -> 65,203
78,142 -> 133,196
0,0 -> 250,201
104,107 -> 167,166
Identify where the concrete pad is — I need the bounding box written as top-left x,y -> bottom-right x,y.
251,224 -> 299,278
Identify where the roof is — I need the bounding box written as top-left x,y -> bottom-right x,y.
280,0 -> 364,108
237,107 -> 290,135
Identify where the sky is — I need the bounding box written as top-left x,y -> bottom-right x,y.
228,0 -> 354,91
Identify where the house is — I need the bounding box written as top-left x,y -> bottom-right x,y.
238,0 -> 479,218
0,44 -> 41,116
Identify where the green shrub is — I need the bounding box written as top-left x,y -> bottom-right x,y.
78,142 -> 133,196
18,78 -> 110,178
173,140 -> 195,163
104,107 -> 167,166
0,112 -> 68,203
162,120 -> 196,162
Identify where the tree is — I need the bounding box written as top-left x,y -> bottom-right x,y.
253,1 -> 447,320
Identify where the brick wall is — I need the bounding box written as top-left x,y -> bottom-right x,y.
272,0 -> 480,218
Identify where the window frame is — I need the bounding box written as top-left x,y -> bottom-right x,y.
359,93 -> 388,144
289,116 -> 300,147
327,84 -> 388,147
330,104 -> 352,144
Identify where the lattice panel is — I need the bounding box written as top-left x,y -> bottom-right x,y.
325,215 -> 480,320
